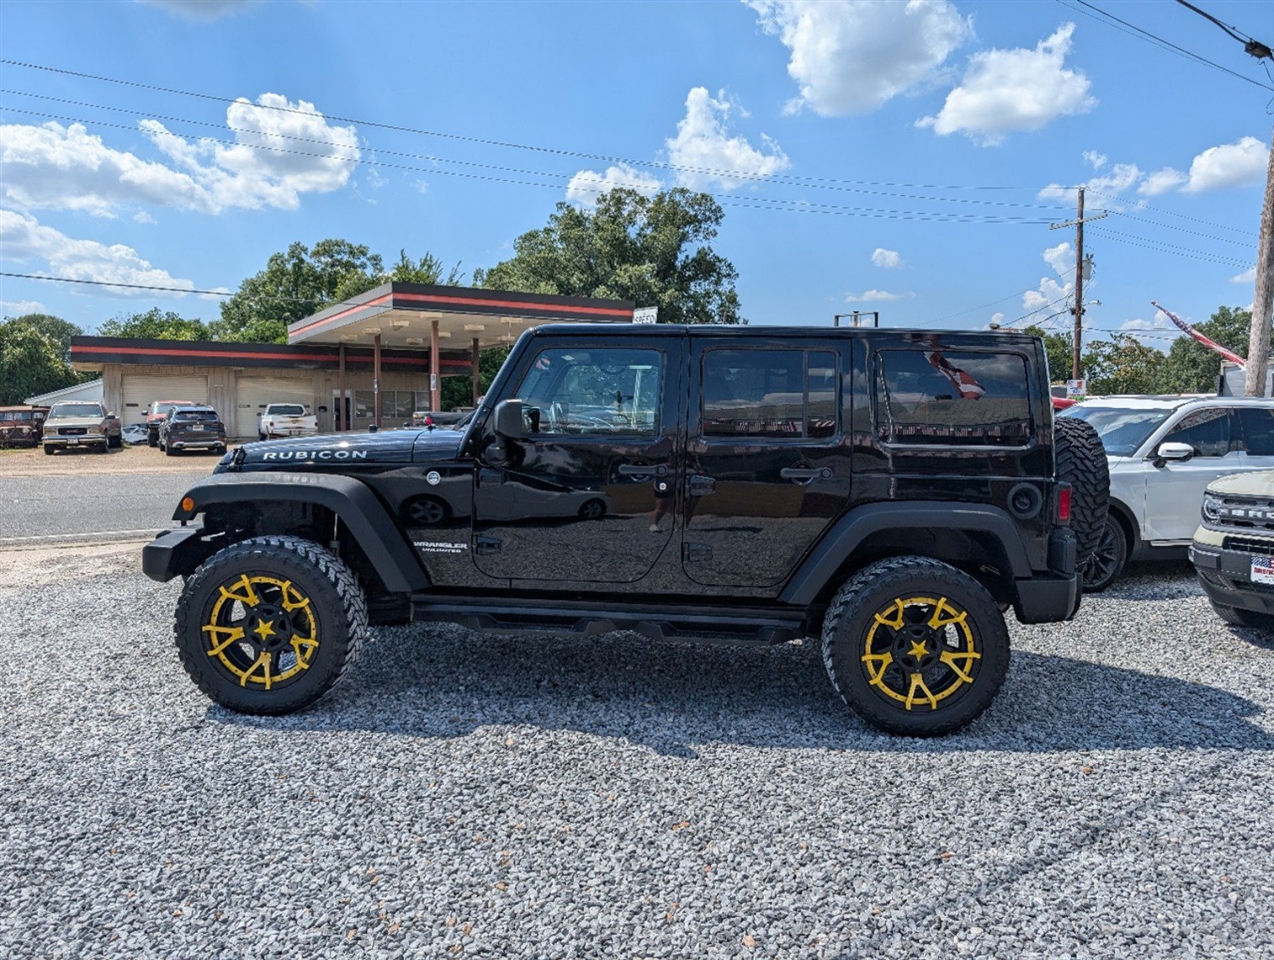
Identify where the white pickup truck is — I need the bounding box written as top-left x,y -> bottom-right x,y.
257,403 -> 318,440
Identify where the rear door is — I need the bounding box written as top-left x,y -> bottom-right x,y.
682,340 -> 849,587
471,335 -> 683,583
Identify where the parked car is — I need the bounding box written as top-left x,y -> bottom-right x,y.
1061,395 -> 1274,590
120,423 -> 149,445
0,405 -> 49,447
159,405 -> 227,456
146,399 -> 195,448
409,410 -> 470,429
258,403 -> 317,440
41,401 -> 122,454
1190,470 -> 1274,628
144,324 -> 1108,737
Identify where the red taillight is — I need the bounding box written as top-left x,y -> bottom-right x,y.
1057,484 -> 1072,523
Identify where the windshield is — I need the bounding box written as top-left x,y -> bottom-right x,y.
49,403 -> 102,418
267,404 -> 306,416
172,410 -> 219,423
1061,405 -> 1173,457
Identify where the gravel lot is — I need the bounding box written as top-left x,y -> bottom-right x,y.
2,547 -> 1272,959
0,443 -> 222,479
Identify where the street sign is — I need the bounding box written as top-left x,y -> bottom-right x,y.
632,306 -> 658,325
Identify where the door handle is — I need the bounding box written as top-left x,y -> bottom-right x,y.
617,463 -> 668,478
780,467 -> 832,481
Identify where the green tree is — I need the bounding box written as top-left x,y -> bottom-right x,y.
1023,325 -> 1074,384
1082,333 -> 1165,395
439,345 -> 510,410
97,308 -> 210,340
0,320 -> 76,404
3,313 -> 83,357
1155,305 -> 1255,394
474,187 -> 744,325
214,239 -> 385,344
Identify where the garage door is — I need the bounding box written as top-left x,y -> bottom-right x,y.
121,374 -> 209,426
235,377 -> 315,437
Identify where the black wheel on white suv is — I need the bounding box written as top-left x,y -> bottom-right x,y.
1080,514 -> 1127,592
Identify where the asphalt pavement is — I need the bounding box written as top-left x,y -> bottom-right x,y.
0,469 -> 209,544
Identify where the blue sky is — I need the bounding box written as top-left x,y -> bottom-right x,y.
1,0 -> 1270,358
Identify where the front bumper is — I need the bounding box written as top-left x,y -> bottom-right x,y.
142,526 -> 216,582
1189,538 -> 1274,615
168,436 -> 225,449
43,434 -> 107,449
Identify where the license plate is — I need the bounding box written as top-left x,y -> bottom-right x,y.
1251,556 -> 1274,585
68,439 -> 78,446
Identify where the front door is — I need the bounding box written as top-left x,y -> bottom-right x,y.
471,337 -> 682,583
1143,406 -> 1244,541
682,342 -> 850,587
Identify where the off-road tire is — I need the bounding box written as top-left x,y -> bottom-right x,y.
1209,601 -> 1274,629
1055,416 -> 1109,567
1081,514 -> 1127,592
174,535 -> 368,714
821,556 -> 1010,737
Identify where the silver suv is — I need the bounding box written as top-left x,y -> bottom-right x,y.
1061,395 -> 1274,590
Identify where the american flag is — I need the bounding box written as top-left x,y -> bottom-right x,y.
925,352 -> 985,399
1152,300 -> 1246,366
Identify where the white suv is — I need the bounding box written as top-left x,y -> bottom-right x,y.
1060,395 -> 1274,590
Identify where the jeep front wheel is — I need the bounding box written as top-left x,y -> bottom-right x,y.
821,556 -> 1010,736
173,535 -> 368,714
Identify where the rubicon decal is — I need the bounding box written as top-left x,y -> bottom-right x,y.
261,450 -> 369,461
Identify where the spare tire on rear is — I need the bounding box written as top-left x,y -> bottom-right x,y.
1054,415 -> 1110,568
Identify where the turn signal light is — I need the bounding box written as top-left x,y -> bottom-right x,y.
1057,485 -> 1071,523
180,496 -> 195,513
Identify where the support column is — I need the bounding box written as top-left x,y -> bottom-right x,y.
338,344 -> 346,432
472,337 -> 481,406
373,333 -> 382,429
430,319 -> 441,411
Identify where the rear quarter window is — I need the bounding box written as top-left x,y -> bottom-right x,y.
875,349 -> 1032,446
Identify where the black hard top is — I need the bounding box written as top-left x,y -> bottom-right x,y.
529,323 -> 1039,346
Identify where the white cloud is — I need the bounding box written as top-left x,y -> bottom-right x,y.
989,311 -> 1005,326
0,209 -> 197,296
1138,167 -> 1188,196
1231,266 -> 1257,284
140,1 -> 253,21
199,286 -> 232,301
871,247 -> 902,268
747,0 -> 970,116
1,299 -> 46,316
1039,162 -> 1142,202
1023,244 -> 1075,315
1119,311 -> 1177,348
845,289 -> 911,302
1043,241 -> 1074,277
133,211 -> 156,224
665,88 -> 790,190
1083,150 -> 1106,169
566,164 -> 664,208
918,23 -> 1095,145
1182,136 -> 1269,193
0,94 -> 359,217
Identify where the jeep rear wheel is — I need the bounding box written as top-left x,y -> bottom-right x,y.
173,535 -> 368,714
1055,416 -> 1110,567
821,556 -> 1010,736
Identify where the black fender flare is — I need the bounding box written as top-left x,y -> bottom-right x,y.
172,472 -> 429,593
779,502 -> 1033,606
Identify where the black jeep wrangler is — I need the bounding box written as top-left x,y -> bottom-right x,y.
144,325 -> 1107,736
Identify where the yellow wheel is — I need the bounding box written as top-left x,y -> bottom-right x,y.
822,557 -> 1010,736
174,536 -> 367,714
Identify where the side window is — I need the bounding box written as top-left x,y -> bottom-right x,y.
513,347 -> 662,437
876,349 -> 1032,446
1162,408 -> 1236,457
1239,408 -> 1274,456
701,349 -> 839,439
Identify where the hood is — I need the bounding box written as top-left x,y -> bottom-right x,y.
1207,471 -> 1274,498
412,426 -> 465,461
45,415 -> 105,428
236,429 -> 422,468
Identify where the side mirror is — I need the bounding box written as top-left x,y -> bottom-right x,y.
1154,441 -> 1194,466
493,399 -> 523,439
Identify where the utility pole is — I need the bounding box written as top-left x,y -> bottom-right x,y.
1049,188 -> 1107,379
1244,124 -> 1274,397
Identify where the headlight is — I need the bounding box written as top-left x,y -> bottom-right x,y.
1201,492 -> 1222,524
87,426 -> 102,434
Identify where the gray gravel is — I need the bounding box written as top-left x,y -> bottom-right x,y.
0,471 -> 208,543
2,549 -> 1272,959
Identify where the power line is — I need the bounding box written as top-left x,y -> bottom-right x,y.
0,89 -> 1073,213
1086,226 -> 1255,267
0,58 -> 1046,194
1173,0 -> 1273,61
1055,0 -> 1274,91
0,271 -> 234,297
0,104 -> 1057,225
1084,188 -> 1254,237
